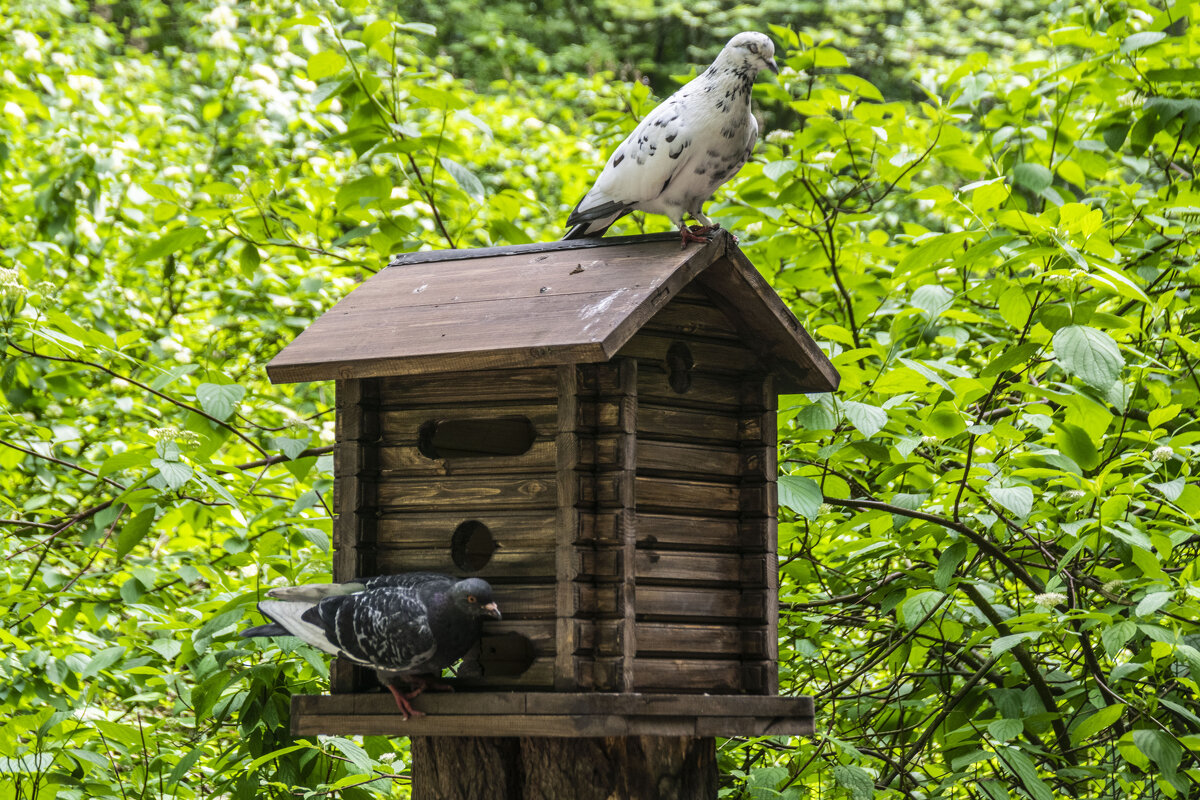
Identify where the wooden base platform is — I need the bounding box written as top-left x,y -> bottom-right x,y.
291,692 -> 815,738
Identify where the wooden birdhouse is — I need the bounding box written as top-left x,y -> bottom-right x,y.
266,230 -> 838,740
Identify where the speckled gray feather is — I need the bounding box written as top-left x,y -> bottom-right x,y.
242,573 -> 499,682
564,32 -> 778,239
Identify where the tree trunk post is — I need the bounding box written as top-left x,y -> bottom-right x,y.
411,735 -> 717,800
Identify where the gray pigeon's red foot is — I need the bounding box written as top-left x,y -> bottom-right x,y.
386,683 -> 425,719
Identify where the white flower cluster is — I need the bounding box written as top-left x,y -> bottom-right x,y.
0,267 -> 24,298
13,30 -> 42,62
1033,592 -> 1066,607
1151,445 -> 1173,462
149,427 -> 202,448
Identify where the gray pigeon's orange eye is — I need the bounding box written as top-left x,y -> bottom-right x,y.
468,595 -> 477,603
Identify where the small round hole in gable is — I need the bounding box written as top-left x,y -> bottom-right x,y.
451,520 -> 497,571
666,341 -> 694,394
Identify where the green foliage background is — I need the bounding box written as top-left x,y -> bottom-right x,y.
3,0 -> 1199,797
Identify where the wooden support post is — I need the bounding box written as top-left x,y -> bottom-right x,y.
411,736 -> 717,800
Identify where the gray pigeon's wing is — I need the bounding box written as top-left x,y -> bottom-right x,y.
567,97 -> 692,229
361,573 -> 452,592
310,587 -> 437,673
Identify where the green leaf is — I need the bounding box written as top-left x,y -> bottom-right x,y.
307,51 -> 346,80
842,401 -> 887,438
1149,477 -> 1184,502
152,459 -> 192,490
778,475 -> 822,520
934,540 -> 967,590
1132,729 -> 1181,777
134,227 -> 207,265
80,646 -> 126,679
1052,326 -> 1123,389
1135,590 -> 1172,617
196,383 -> 245,421
831,764 -> 874,800
439,157 -> 486,200
911,284 -> 953,318
1013,162 -> 1052,193
1101,620 -> 1137,655
991,631 -> 1040,656
988,718 -> 1023,742
116,507 -> 156,559
167,744 -> 207,788
999,747 -> 1054,800
1071,704 -> 1123,744
1121,31 -> 1167,53
1055,424 -> 1099,471
982,342 -> 1039,377
987,485 -> 1033,518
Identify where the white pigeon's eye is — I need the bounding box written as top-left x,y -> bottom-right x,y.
747,42 -> 759,54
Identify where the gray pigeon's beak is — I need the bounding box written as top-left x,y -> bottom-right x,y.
482,602 -> 501,620
766,57 -> 779,75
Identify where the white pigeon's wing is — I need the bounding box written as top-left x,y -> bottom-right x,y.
567,96 -> 695,229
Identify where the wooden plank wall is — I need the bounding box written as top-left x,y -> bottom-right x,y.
616,284 -> 777,694
574,360 -> 638,691
367,367 -> 563,690
331,378 -> 381,692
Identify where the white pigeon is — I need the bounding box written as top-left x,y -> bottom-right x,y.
564,32 -> 778,246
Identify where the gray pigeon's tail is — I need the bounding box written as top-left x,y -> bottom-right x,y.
240,622 -> 291,638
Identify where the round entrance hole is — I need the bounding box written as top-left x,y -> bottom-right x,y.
451,520 -> 498,571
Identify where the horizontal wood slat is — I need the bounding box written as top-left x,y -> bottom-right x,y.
291,692 -> 816,737
375,512 -> 556,548
376,476 -> 558,511
634,586 -> 765,621
378,441 -> 557,476
378,368 -> 559,404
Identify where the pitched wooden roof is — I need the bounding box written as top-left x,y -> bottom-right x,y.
266,231 -> 839,393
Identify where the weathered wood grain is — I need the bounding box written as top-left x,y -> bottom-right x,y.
378,440 -> 557,476
635,476 -> 741,516
378,367 -> 559,404
617,333 -> 764,376
378,404 -> 559,442
634,513 -> 747,550
696,249 -> 840,393
554,364 -> 582,691
268,235 -> 723,383
636,440 -> 741,478
376,475 -> 558,511
637,404 -> 741,443
373,547 -> 555,580
633,550 -> 765,587
375,511 -> 555,548
634,586 -> 765,621
291,691 -> 816,737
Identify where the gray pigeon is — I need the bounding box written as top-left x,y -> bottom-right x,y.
564,32 -> 778,245
241,573 -> 500,719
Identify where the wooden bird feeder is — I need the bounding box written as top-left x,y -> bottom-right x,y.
266,231 -> 838,798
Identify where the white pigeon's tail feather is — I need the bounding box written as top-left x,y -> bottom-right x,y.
256,600 -> 342,656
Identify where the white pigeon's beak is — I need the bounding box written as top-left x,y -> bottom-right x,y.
765,57 -> 779,75
482,602 -> 501,620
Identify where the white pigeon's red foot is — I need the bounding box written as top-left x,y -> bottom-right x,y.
680,223 -> 720,248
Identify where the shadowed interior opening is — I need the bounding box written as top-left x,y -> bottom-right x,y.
666,341 -> 694,393
478,633 -> 536,677
451,520 -> 498,571
417,416 -> 537,459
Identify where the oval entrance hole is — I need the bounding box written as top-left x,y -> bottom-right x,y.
451,520 -> 498,571
418,416 -> 537,459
